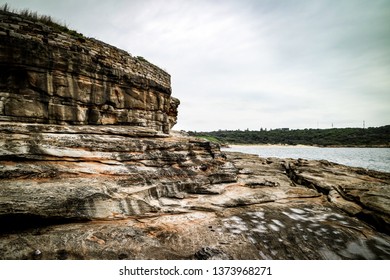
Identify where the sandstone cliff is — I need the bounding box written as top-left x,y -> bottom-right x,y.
0,10 -> 390,260
0,10 -> 177,133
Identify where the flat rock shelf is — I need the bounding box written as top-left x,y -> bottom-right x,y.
1,150 -> 389,259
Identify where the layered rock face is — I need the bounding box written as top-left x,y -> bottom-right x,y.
0,10 -> 177,133
0,9 -> 236,230
0,122 -> 236,221
1,10 -> 390,260
1,152 -> 390,260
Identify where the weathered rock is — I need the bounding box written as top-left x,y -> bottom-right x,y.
0,10 -> 390,260
1,151 -> 390,260
194,247 -> 231,260
0,122 -> 236,221
283,157 -> 390,233
0,10 -> 177,133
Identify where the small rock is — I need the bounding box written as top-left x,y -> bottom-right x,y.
194,247 -> 231,260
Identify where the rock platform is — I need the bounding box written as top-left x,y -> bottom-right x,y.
1,148 -> 389,259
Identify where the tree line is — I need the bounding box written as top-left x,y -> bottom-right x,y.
188,125 -> 390,147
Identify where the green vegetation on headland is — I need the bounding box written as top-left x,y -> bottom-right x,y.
189,125 -> 390,147
193,135 -> 225,146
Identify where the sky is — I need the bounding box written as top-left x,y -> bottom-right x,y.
4,0 -> 390,131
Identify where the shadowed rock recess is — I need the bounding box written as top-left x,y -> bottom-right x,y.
1,10 -> 390,260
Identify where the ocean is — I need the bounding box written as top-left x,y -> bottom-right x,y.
222,145 -> 390,173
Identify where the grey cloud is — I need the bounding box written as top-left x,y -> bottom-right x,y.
7,0 -> 390,131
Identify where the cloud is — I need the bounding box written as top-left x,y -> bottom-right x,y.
7,0 -> 390,130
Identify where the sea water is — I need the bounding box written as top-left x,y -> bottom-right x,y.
222,145 -> 390,173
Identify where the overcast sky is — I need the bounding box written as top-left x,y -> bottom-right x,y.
6,0 -> 390,131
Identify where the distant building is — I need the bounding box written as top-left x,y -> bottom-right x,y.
275,128 -> 290,131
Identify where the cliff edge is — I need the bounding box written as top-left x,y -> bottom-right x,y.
0,10 -> 390,260
0,10 -> 177,133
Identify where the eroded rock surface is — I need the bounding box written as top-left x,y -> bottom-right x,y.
0,10 -> 177,133
283,157 -> 390,233
0,122 -> 236,221
1,151 -> 390,260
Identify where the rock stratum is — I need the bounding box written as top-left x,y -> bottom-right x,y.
1,10 -> 390,260
0,10 -> 177,133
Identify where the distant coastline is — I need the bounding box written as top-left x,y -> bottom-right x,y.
225,143 -> 390,148
189,125 -> 390,148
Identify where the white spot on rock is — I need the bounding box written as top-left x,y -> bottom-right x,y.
272,219 -> 285,228
268,224 -> 279,232
290,208 -> 306,214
